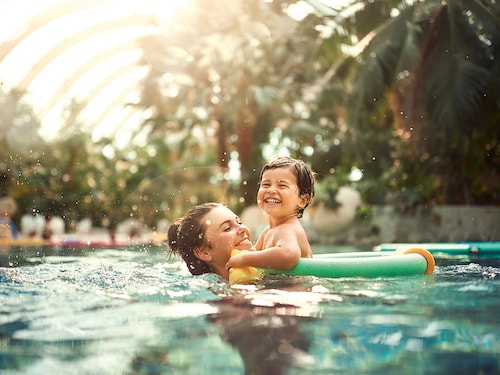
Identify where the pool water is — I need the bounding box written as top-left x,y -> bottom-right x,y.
1,245 -> 499,375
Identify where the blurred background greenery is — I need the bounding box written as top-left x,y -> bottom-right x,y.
0,0 -> 498,233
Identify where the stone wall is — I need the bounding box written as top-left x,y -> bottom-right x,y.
309,205 -> 500,246
240,202 -> 499,247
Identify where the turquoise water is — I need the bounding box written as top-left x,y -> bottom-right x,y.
1,245 -> 499,375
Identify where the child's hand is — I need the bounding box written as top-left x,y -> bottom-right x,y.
225,250 -> 246,269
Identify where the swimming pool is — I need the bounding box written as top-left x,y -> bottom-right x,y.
1,245 -> 499,374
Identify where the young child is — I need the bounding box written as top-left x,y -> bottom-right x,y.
226,157 -> 315,272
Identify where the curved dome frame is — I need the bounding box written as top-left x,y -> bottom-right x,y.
0,0 -> 162,141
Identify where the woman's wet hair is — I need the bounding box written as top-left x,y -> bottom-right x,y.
167,202 -> 222,275
259,157 -> 316,218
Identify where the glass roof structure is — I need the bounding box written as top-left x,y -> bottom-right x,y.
0,0 -> 182,145
0,0 -> 340,147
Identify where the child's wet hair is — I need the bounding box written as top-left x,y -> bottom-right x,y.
259,157 -> 315,218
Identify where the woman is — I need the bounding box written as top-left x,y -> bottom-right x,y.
167,202 -> 253,280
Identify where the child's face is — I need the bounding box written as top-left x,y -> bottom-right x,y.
257,166 -> 308,218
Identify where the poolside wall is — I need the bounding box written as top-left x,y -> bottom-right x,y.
241,204 -> 499,246
307,205 -> 500,246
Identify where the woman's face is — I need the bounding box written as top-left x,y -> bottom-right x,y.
200,206 -> 252,274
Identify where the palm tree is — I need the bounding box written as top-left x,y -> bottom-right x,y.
318,0 -> 500,204
135,0 -> 348,207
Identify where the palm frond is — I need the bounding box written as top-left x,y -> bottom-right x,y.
347,6 -> 418,124
416,1 -> 498,132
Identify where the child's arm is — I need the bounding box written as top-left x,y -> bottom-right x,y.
226,226 -> 301,270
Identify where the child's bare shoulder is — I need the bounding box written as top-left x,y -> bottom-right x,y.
272,220 -> 305,237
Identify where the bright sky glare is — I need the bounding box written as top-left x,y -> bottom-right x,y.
0,0 -> 184,147
0,0 -> 342,147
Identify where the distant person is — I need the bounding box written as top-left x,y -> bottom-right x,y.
0,196 -> 19,238
42,215 -> 53,240
226,157 -> 315,272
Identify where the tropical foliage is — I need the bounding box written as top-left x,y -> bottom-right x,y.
0,0 -> 498,233
134,0 -> 342,206
316,0 -> 500,205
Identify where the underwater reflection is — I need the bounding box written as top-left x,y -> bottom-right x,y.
210,296 -> 316,375
207,277 -> 326,374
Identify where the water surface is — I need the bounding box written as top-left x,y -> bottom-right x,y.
1,245 -> 499,374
